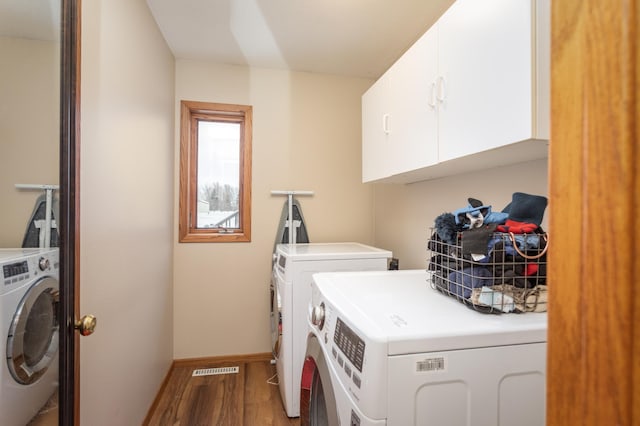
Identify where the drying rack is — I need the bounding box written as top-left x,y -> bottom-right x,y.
271,190 -> 313,244
15,183 -> 59,249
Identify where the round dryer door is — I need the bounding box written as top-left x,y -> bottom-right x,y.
270,269 -> 282,358
6,276 -> 59,385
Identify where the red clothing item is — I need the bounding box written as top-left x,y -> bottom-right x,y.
497,219 -> 538,234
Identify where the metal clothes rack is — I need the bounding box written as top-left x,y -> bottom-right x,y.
15,184 -> 59,249
271,190 -> 314,244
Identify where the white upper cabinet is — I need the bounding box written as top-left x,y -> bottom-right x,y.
389,24 -> 440,176
362,24 -> 439,182
362,0 -> 550,183
437,0 -> 548,161
362,71 -> 393,182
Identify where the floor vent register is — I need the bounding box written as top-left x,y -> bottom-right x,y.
192,366 -> 240,377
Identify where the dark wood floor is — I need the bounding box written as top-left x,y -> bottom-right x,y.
145,357 -> 300,426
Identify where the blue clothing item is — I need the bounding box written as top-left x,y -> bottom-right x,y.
483,211 -> 508,225
485,234 -> 541,259
453,204 -> 492,229
512,234 -> 541,248
448,267 -> 493,298
504,192 -> 548,225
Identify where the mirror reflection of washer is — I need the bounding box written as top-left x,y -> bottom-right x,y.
1,248 -> 59,426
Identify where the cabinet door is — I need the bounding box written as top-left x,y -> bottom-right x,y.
362,71 -> 393,182
437,0 -> 534,162
388,24 -> 439,176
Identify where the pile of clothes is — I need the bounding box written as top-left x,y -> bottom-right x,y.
427,192 -> 549,313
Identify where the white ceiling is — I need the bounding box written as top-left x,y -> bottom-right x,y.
146,0 -> 455,78
0,0 -> 455,79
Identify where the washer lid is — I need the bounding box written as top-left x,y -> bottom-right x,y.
276,242 -> 392,261
314,270 -> 547,355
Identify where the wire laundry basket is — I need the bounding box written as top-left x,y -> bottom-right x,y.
427,229 -> 548,314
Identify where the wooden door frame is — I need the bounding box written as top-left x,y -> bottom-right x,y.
547,1 -> 639,424
59,0 -> 81,424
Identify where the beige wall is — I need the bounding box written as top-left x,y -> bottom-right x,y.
79,0 -> 175,424
173,61 -> 376,358
372,158 -> 549,270
0,37 -> 59,247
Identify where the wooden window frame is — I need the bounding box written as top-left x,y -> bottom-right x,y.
179,100 -> 252,243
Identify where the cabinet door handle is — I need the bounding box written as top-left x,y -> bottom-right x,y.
429,81 -> 437,108
437,76 -> 447,103
382,113 -> 390,134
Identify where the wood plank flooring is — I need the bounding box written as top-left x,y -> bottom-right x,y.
27,392 -> 58,426
145,358 -> 300,426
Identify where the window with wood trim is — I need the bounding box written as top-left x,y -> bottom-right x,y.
179,100 -> 252,242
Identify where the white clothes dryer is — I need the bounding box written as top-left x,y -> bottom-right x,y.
1,248 -> 59,426
270,243 -> 391,418
301,269 -> 547,426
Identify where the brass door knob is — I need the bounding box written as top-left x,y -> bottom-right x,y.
75,315 -> 97,336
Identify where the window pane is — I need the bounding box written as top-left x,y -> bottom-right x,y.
179,100 -> 252,242
196,120 -> 240,229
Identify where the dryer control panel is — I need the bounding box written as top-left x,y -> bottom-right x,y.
334,317 -> 365,373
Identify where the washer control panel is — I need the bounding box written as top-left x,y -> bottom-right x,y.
2,260 -> 30,284
1,249 -> 59,289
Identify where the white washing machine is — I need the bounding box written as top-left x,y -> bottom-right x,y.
270,242 -> 392,418
301,269 -> 547,426
1,248 -> 59,426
